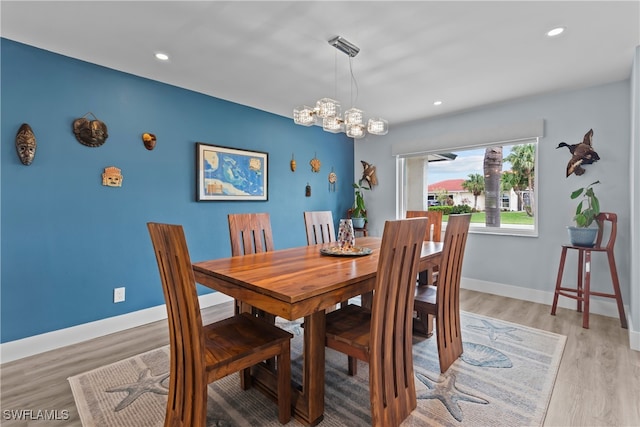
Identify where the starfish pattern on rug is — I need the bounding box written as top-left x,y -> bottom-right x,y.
105,368 -> 170,411
416,371 -> 489,422
466,319 -> 523,343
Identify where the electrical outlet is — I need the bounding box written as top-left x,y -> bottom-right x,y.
114,287 -> 125,303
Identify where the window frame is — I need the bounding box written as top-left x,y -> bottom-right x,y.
397,138 -> 539,238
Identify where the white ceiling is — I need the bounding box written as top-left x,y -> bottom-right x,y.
2,1 -> 639,127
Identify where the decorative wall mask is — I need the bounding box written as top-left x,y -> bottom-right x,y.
360,160 -> 378,189
73,112 -> 108,147
102,166 -> 123,187
310,153 -> 321,173
305,183 -> 311,197
290,153 -> 296,172
328,167 -> 337,192
142,133 -> 156,150
557,128 -> 600,177
15,123 -> 37,165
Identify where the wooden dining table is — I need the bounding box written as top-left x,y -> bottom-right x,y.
192,236 -> 443,426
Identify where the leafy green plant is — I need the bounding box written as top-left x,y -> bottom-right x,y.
450,204 -> 472,214
352,182 -> 369,219
429,205 -> 452,215
570,180 -> 600,227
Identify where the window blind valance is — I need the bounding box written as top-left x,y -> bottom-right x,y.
391,119 -> 545,157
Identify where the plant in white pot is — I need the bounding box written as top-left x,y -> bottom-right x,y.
351,182 -> 369,229
567,180 -> 600,247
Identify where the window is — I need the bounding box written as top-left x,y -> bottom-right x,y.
501,193 -> 510,210
398,139 -> 538,236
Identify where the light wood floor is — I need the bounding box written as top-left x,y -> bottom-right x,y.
1,290 -> 638,426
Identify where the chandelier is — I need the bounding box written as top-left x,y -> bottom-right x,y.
293,36 -> 388,138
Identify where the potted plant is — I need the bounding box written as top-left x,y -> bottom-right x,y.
351,182 -> 369,228
567,180 -> 600,247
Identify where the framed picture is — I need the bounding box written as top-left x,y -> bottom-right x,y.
196,143 -> 268,201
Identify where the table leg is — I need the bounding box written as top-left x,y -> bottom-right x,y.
250,310 -> 326,426
297,310 -> 326,425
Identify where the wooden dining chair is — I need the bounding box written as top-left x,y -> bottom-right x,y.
551,212 -> 627,329
304,210 -> 346,310
228,212 -> 274,256
406,210 -> 443,242
147,222 -> 292,426
413,214 -> 471,372
303,210 -> 336,245
406,210 -> 444,286
324,218 -> 428,427
228,213 -> 275,316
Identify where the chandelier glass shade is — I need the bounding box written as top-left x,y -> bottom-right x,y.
367,118 -> 389,135
292,36 -> 388,138
322,116 -> 344,133
316,98 -> 341,119
293,105 -> 317,126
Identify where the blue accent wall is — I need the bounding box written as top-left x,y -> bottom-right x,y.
1,39 -> 354,343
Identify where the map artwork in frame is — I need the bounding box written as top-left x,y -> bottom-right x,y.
196,143 -> 268,201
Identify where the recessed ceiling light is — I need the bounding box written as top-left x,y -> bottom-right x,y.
546,27 -> 565,37
155,52 -> 169,61
433,100 -> 443,106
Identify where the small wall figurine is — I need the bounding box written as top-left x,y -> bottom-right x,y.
305,183 -> 311,197
360,160 -> 378,189
290,153 -> 296,172
102,166 -> 123,187
328,168 -> 337,192
557,128 -> 600,177
142,133 -> 156,150
310,153 -> 321,173
15,123 -> 37,165
73,112 -> 108,147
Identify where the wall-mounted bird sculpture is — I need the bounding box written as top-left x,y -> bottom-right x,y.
557,128 -> 600,177
360,160 -> 378,189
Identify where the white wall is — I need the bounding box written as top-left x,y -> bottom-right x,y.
630,46 -> 639,347
356,79 -> 638,348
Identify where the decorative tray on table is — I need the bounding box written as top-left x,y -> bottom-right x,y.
320,246 -> 373,257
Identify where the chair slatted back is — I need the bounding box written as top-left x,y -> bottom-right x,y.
228,213 -> 275,317
369,218 -> 427,426
304,211 -> 336,245
147,223 -> 207,427
406,210 -> 443,242
595,212 -> 617,250
435,214 -> 471,369
228,213 -> 274,256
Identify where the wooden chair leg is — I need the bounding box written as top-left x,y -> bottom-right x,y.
551,247 -> 568,315
577,250 -> 584,313
348,356 -> 357,376
606,250 -> 628,329
412,309 -> 433,337
277,343 -> 292,424
582,251 -> 591,329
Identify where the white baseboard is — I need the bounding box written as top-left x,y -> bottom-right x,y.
0,292 -> 233,364
3,279 -> 637,363
461,277 -> 639,351
628,315 -> 640,352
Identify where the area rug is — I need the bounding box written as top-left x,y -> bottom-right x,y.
69,311 -> 565,426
